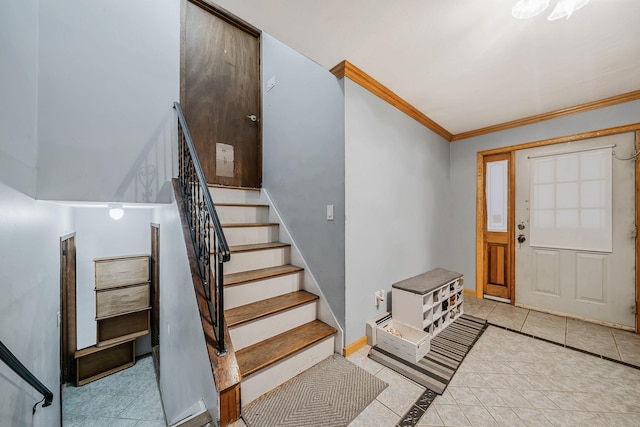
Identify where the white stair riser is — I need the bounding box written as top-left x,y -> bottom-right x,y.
216,205 -> 269,224
225,247 -> 289,274
223,225 -> 279,246
224,272 -> 302,310
241,337 -> 335,406
230,303 -> 317,351
209,187 -> 262,204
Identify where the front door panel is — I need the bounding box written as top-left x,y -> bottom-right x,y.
515,133 -> 636,327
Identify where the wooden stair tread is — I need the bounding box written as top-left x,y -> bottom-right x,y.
221,222 -> 279,228
236,320 -> 336,377
208,184 -> 261,191
224,264 -> 303,286
215,203 -> 269,208
226,290 -> 318,327
229,242 -> 289,253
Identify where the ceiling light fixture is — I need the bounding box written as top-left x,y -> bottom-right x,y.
512,0 -> 549,19
512,0 -> 590,20
547,0 -> 590,20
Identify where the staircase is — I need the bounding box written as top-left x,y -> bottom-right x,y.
210,185 -> 337,407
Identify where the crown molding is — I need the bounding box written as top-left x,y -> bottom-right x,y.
478,123 -> 640,156
330,60 -> 453,141
331,60 -> 640,144
451,89 -> 640,141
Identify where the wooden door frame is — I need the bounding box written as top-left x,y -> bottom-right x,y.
180,0 -> 263,187
479,152 -> 515,303
150,223 -> 160,347
476,123 -> 640,333
60,233 -> 77,385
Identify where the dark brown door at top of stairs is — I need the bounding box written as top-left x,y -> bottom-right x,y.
183,1 -> 261,188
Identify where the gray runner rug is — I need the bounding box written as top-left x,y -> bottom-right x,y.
243,354 -> 387,427
369,314 -> 487,395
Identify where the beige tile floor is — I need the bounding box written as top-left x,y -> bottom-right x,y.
465,296 -> 640,367
346,326 -> 640,426
230,297 -> 640,427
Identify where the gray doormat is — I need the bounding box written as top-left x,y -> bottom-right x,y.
369,314 -> 487,395
243,354 -> 387,427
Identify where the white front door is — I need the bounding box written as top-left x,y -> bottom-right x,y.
515,133 -> 636,328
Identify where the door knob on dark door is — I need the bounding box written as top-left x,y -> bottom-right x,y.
517,234 -> 526,244
247,114 -> 258,122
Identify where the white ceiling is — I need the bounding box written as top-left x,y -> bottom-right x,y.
210,0 -> 640,136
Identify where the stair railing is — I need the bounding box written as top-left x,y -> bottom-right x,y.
174,102 -> 231,356
0,340 -> 53,410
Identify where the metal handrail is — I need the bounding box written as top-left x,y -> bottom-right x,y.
0,340 -> 53,408
173,102 -> 230,355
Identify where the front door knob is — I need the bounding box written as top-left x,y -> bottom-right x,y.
247,114 -> 258,122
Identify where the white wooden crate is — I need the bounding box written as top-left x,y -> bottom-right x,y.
376,319 -> 430,364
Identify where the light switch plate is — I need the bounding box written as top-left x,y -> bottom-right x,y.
267,75 -> 276,91
327,204 -> 334,221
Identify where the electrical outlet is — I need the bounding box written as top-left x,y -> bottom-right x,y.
375,290 -> 385,306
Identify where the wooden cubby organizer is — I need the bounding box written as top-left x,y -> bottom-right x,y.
75,255 -> 150,386
75,340 -> 136,386
391,268 -> 464,339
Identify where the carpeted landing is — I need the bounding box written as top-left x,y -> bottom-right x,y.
369,314 -> 487,427
243,354 -> 387,427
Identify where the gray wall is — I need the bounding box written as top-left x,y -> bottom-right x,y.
261,34 -> 346,328
0,3 -> 73,425
153,202 -> 218,425
36,0 -> 179,203
449,99 -> 640,292
0,0 -> 39,197
344,80 -> 452,344
0,1 -> 214,423
0,184 -> 73,427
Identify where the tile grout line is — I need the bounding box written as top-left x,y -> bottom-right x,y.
609,328 -> 623,362
519,308 -> 531,333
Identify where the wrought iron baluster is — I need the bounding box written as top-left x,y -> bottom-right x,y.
173,102 -> 229,356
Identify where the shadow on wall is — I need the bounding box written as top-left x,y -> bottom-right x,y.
111,108 -> 177,203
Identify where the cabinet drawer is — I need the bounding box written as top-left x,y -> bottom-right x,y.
95,255 -> 149,289
96,283 -> 149,319
377,319 -> 430,364
97,310 -> 150,347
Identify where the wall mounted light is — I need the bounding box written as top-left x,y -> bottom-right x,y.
109,205 -> 124,220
